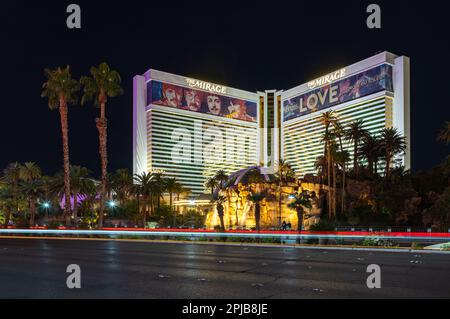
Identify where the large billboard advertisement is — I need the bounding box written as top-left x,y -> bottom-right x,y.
283,64 -> 393,121
148,80 -> 257,123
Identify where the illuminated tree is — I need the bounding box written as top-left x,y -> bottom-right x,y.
212,194 -> 227,231
41,66 -> 79,226
19,162 -> 43,226
378,128 -> 407,178
164,177 -> 184,226
248,192 -> 266,232
345,119 -> 369,176
80,62 -> 123,228
318,110 -> 338,218
287,192 -> 312,232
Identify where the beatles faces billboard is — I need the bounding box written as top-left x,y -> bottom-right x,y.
148,80 -> 257,123
283,64 -> 393,121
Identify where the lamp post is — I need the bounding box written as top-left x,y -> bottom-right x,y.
42,201 -> 51,219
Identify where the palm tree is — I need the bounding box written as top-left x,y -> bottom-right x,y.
214,170 -> 228,190
20,179 -> 44,226
69,166 -> 91,220
19,162 -> 43,226
151,172 -> 165,210
164,177 -> 183,226
1,162 -> 22,218
287,192 -> 312,232
360,134 -> 381,176
211,194 -> 227,231
41,66 -> 79,225
437,121 -> 450,145
314,155 -> 326,179
205,177 -> 218,195
318,111 -> 338,218
80,62 -> 124,228
112,169 -> 133,206
276,159 -> 295,227
133,172 -> 153,226
332,120 -> 345,152
321,131 -> 336,218
330,142 -> 339,217
248,192 -> 266,232
378,128 -> 407,178
334,150 -> 350,214
345,119 -> 368,176
0,185 -> 15,227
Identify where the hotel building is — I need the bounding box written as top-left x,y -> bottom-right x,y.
133,51 -> 410,196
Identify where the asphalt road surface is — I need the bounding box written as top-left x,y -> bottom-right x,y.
0,238 -> 449,298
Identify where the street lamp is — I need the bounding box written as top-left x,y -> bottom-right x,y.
108,200 -> 117,208
42,201 -> 51,218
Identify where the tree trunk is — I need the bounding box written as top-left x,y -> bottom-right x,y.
59,100 -> 72,226
333,162 -> 337,218
97,100 -> 108,229
4,209 -> 11,227
368,158 -> 374,176
278,182 -> 282,228
327,142 -> 332,219
136,194 -> 141,225
73,192 -> 78,220
143,194 -> 148,227
171,192 -> 176,227
255,203 -> 261,232
217,203 -> 225,231
29,198 -> 37,227
385,150 -> 391,178
353,138 -> 358,176
341,166 -> 346,215
235,191 -> 240,226
296,207 -> 304,232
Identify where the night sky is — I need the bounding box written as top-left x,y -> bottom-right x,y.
1,1 -> 449,177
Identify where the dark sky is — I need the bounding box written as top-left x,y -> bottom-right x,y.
1,1 -> 449,177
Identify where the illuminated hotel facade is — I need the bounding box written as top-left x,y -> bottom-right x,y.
133,51 -> 410,196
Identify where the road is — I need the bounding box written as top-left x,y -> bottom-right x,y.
0,238 -> 449,298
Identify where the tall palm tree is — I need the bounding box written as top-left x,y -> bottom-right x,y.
248,192 -> 266,232
437,121 -> 450,145
318,111 -> 337,218
164,177 -> 183,226
80,62 -> 124,228
332,120 -> 345,152
345,119 -> 368,176
321,131 -> 336,219
334,150 -> 350,214
41,66 -> 79,225
287,192 -> 312,232
378,128 -> 407,178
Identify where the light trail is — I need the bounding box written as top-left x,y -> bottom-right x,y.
0,228 -> 449,242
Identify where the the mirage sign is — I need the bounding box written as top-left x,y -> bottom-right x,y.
283,64 -> 393,121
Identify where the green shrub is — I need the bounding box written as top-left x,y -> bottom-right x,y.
361,237 -> 379,246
